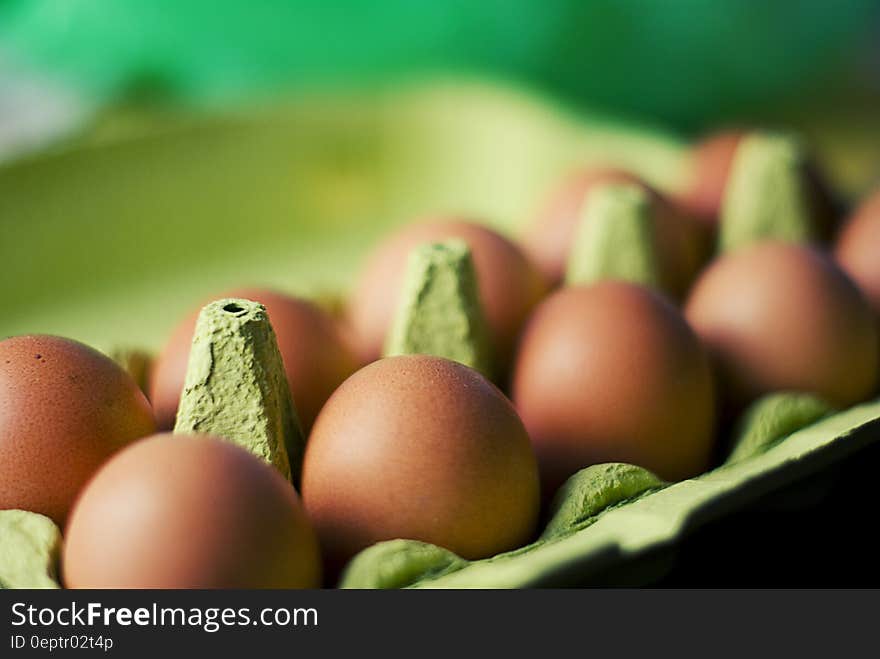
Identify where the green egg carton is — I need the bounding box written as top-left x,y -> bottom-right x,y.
342,398 -> 880,587
2,80 -> 878,588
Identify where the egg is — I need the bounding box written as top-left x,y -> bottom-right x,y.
520,169 -> 707,294
678,130 -> 838,240
301,355 -> 540,570
512,281 -> 716,496
835,187 -> 880,316
520,168 -> 642,285
346,220 -> 547,371
676,130 -> 744,224
685,241 -> 878,411
150,288 -> 359,432
0,335 -> 156,526
63,433 -> 321,589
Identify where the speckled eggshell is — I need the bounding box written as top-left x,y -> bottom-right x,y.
0,335 -> 156,526
301,355 -> 540,570
149,288 -> 359,432
346,220 -> 547,370
686,241 -> 879,411
835,188 -> 880,316
63,433 -> 321,589
512,281 -> 716,497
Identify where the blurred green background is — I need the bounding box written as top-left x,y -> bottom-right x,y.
1,0 -> 879,130
1,0 -> 879,349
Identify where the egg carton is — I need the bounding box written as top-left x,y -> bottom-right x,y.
2,81 -> 878,588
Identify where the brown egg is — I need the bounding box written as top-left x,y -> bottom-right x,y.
521,169 -> 707,294
685,241 -> 878,411
835,187 -> 880,316
512,282 -> 716,496
676,130 -> 744,224
520,168 -> 642,286
678,129 -> 838,239
301,355 -> 539,569
150,288 -> 359,432
346,219 -> 547,370
63,433 -> 321,589
0,335 -> 156,526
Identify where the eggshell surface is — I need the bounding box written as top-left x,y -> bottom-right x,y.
677,130 -> 743,223
346,220 -> 547,370
835,188 -> 880,316
0,335 -> 156,526
512,281 -> 716,496
686,242 -> 878,410
522,170 -> 706,296
63,433 -> 321,589
521,168 -> 644,285
301,355 -> 540,568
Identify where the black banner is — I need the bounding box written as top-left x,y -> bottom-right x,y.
0,589 -> 875,656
